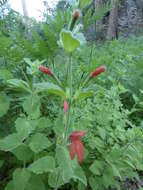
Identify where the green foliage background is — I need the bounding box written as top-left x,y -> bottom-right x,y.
0,1 -> 143,190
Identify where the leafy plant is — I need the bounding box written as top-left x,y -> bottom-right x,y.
0,1 -> 143,190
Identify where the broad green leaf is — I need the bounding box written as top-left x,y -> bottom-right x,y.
0,93 -> 10,117
60,30 -> 80,52
111,164 -> 121,179
48,168 -> 65,188
4,181 -> 14,190
28,156 -> 55,174
75,32 -> 86,45
23,95 -> 41,119
26,174 -> 45,190
0,160 -> 4,168
89,160 -> 104,176
6,79 -> 31,93
74,165 -> 87,186
37,117 -> 52,131
13,168 -> 31,190
11,144 -> 33,162
0,133 -> 22,151
89,177 -> 99,190
54,114 -> 64,137
35,82 -> 66,98
0,69 -> 13,80
73,90 -> 94,103
78,182 -> 86,190
15,118 -> 35,139
56,146 -> 74,182
56,146 -> 86,186
102,167 -> 116,188
29,133 -> 51,153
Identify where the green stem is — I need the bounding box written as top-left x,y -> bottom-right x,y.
54,54 -> 73,190
68,53 -> 72,99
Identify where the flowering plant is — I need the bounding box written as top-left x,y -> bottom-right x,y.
38,8 -> 105,189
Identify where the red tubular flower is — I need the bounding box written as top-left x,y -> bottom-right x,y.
69,131 -> 86,164
90,66 -> 106,78
64,100 -> 68,113
39,66 -> 53,76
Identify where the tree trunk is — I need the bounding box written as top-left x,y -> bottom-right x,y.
21,0 -> 30,38
21,0 -> 28,17
94,0 -> 104,40
126,0 -> 138,35
107,0 -> 118,40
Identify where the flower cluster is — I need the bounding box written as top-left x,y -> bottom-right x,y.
69,131 -> 86,164
90,66 -> 106,78
39,64 -> 105,164
39,66 -> 53,76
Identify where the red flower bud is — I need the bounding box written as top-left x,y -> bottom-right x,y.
73,9 -> 80,20
64,100 -> 68,113
39,66 -> 53,76
91,66 -> 106,78
69,131 -> 86,164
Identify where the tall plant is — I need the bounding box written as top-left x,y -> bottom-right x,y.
0,1 -> 106,189
38,6 -> 106,189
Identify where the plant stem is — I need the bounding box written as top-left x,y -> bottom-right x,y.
54,53 -> 73,190
68,53 -> 72,99
64,53 -> 72,142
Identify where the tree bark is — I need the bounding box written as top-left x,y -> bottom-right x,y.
126,0 -> 138,35
21,0 -> 28,17
21,0 -> 30,38
94,0 -> 104,39
107,0 -> 118,40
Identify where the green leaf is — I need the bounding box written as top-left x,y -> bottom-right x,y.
74,165 -> 87,186
0,69 -> 13,80
0,133 -> 22,151
102,167 -> 115,188
4,181 -> 14,190
23,95 -> 41,119
73,90 -> 94,103
89,177 -> 100,190
139,186 -> 143,190
78,0 -> 91,9
6,79 -> 31,93
0,160 -> 4,168
78,182 -> 86,190
56,146 -> 87,185
97,127 -> 106,140
29,133 -> 51,153
60,30 -> 80,52
111,164 -> 121,179
24,58 -> 46,76
48,168 -> 65,188
35,82 -> 66,98
11,144 -> 33,162
89,160 -> 103,176
13,168 -> 31,190
0,93 -> 10,117
26,175 -> 45,190
37,117 -> 52,131
56,146 -> 74,182
28,156 -> 55,174
15,118 -> 35,139
54,114 -> 64,137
